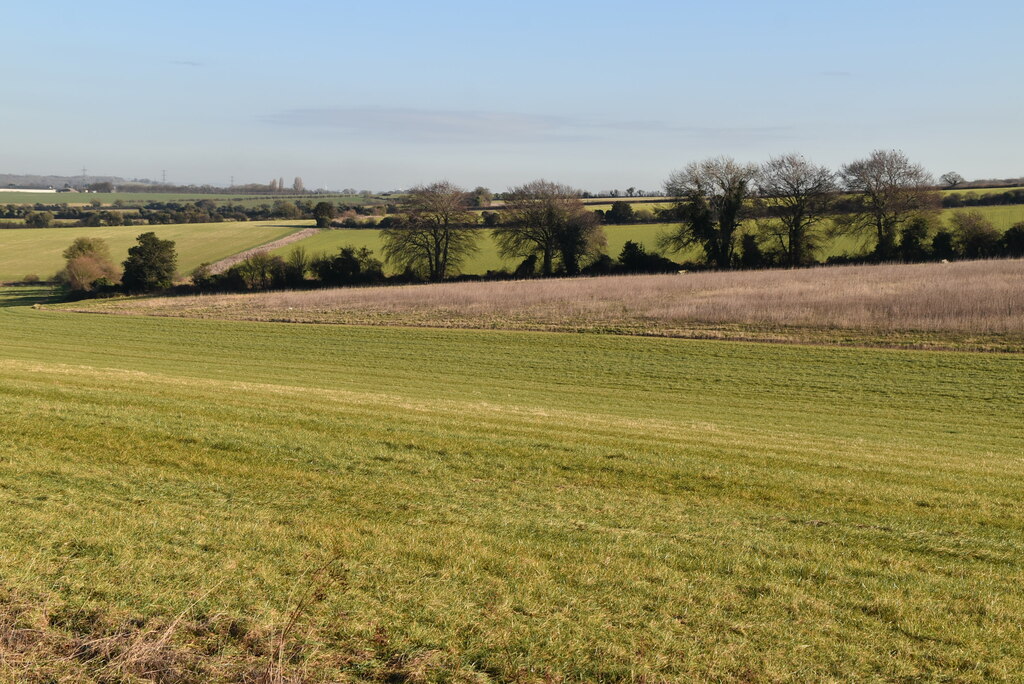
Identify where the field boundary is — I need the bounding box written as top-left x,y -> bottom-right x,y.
207,228 -> 320,274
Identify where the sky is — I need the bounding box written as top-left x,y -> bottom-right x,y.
2,0 -> 1022,192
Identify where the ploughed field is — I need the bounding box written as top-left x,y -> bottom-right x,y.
1,285 -> 1023,681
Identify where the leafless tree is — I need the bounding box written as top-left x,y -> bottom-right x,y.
837,150 -> 939,260
492,179 -> 603,276
380,181 -> 479,281
755,154 -> 837,267
659,157 -> 758,269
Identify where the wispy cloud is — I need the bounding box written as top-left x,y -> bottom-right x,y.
260,105 -> 794,147
263,107 -> 578,143
171,60 -> 204,67
263,107 -> 794,145
819,70 -> 853,78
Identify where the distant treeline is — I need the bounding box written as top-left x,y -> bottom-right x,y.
1,199 -> 393,228
942,188 -> 1024,208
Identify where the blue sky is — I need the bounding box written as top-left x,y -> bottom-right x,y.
3,0 -> 1021,192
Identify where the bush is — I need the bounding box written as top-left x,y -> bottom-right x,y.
1002,223 -> 1024,258
21,274 -> 40,284
310,246 -> 383,286
62,254 -> 119,292
57,237 -> 120,292
25,211 -> 54,228
931,230 -> 957,261
951,211 -> 1001,258
617,241 -> 679,273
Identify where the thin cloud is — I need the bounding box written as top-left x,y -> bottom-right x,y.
171,60 -> 204,67
819,70 -> 853,78
263,107 -> 794,145
264,107 -> 578,143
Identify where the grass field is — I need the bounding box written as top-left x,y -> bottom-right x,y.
268,224 -> 694,275
946,204 -> 1024,230
0,221 -> 306,282
1,285 -> 1022,681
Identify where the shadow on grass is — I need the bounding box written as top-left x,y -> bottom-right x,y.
0,284 -> 62,307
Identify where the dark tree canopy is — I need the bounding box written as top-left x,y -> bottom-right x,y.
122,232 -> 177,292
380,181 -> 478,282
25,211 -> 54,228
313,201 -> 335,228
659,157 -> 758,269
940,171 -> 965,189
606,201 -> 635,224
492,179 -> 604,276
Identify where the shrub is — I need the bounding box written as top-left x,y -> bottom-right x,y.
951,211 -> 1001,259
62,254 -> 120,292
931,230 -> 957,260
58,237 -> 119,292
25,211 -> 54,228
1003,223 -> 1024,258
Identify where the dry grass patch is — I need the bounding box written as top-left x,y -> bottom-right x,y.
64,259 -> 1024,351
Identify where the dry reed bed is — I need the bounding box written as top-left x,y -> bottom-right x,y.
72,259 -> 1024,335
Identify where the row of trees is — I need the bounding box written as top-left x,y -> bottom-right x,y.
371,151 -> 943,279
656,150 -> 942,269
378,180 -> 604,281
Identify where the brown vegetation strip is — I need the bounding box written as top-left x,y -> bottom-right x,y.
64,259 -> 1024,351
206,227 -> 320,274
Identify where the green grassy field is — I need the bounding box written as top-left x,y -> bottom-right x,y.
0,221 -> 305,282
270,224 -> 696,274
0,285 -> 1022,680
946,204 -> 1024,230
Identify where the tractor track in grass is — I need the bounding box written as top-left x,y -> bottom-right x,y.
207,227 -> 320,273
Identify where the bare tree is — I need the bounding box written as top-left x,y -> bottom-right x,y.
492,179 -> 603,276
659,157 -> 758,269
838,150 -> 939,260
293,176 -> 304,192
940,171 -> 965,189
755,154 -> 837,267
380,181 -> 479,281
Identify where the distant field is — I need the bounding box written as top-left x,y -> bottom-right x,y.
946,204 -> 1024,230
269,224 -> 691,274
941,185 -> 1024,196
3,286 -> 1023,680
0,192 -> 369,208
67,259 -> 1024,352
0,221 -> 306,282
3,205 -> 1021,282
